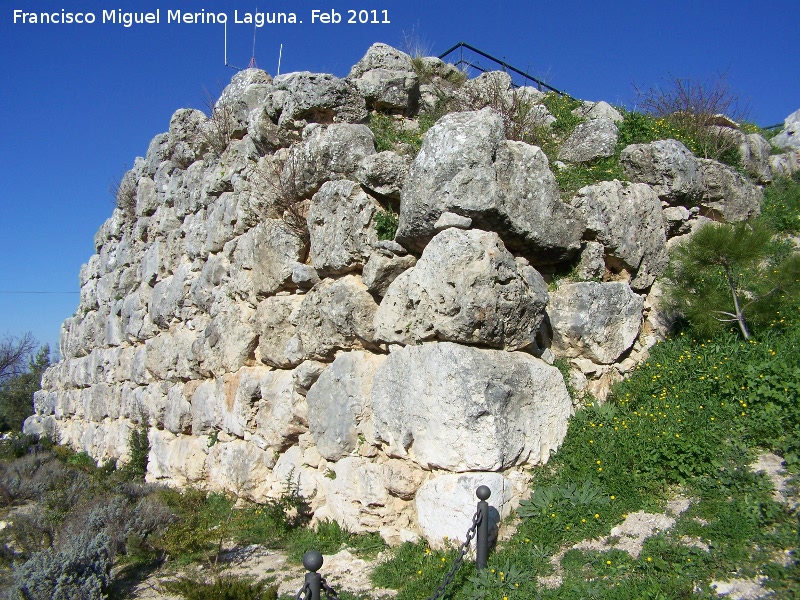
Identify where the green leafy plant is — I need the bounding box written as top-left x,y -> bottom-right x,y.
374,208 -> 399,240
118,408 -> 149,482
759,172 -> 800,234
367,112 -> 427,153
465,559 -> 533,600
553,155 -> 626,197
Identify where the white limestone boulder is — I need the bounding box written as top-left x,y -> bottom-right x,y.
374,229 -> 549,350
308,180 -> 382,276
415,472 -> 512,547
371,342 -> 571,472
569,181 -> 668,290
395,108 -> 584,263
306,351 -> 385,461
547,282 -> 644,364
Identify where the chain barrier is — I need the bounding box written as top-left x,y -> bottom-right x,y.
320,577 -> 340,600
296,487 -> 492,600
295,582 -> 310,600
425,508 -> 482,600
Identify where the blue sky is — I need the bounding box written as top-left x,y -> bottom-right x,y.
1,0 -> 798,355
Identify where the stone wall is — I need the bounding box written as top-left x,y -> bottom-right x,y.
24,43 -> 800,546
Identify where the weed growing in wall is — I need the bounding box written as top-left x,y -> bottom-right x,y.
374,208 -> 399,241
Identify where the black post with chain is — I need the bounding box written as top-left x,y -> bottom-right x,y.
295,487 -> 493,600
425,486 -> 491,600
296,550 -> 341,600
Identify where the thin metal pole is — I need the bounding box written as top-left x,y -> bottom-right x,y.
476,486 -> 490,570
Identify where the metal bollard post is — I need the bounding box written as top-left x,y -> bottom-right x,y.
475,485 -> 490,571
302,550 -> 324,600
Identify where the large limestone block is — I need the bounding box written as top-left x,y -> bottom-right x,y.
371,342 -> 571,471
321,457 -> 391,533
149,265 -> 190,329
286,123 -> 376,198
573,100 -> 623,122
739,133 -> 773,183
230,219 -> 306,300
164,383 -> 192,434
308,180 -> 382,276
347,43 -> 418,111
135,176 -> 159,217
274,72 -> 367,128
557,117 -> 619,163
188,379 -> 218,434
306,351 -> 386,461
147,429 -> 209,486
770,150 -> 800,178
193,298 -> 257,377
416,472 -> 512,546
290,275 -> 379,361
362,252 -> 416,297
570,181 -> 668,290
144,328 -> 200,382
374,229 -> 548,350
217,367 -> 273,438
255,295 -> 304,369
167,108 -> 210,166
254,369 -> 308,452
547,282 -> 644,364
189,253 -> 230,312
620,139 -> 704,203
122,289 -> 158,342
356,151 -> 408,199
395,108 -> 584,263
207,440 -> 275,500
697,158 -> 763,222
204,193 -> 239,253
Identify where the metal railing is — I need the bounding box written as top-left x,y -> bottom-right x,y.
295,486 -> 493,600
438,42 -> 568,96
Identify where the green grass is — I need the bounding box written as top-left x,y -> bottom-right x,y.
760,172 -> 800,235
367,112 -> 427,154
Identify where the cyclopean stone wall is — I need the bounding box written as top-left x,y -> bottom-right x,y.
24,43 -> 800,546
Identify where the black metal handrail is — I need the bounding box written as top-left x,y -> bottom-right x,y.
438,41 -> 567,96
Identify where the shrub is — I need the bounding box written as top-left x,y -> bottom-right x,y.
110,169 -> 138,219
162,576 -> 277,600
374,209 -> 399,241
256,152 -> 310,246
634,73 -> 749,165
201,88 -> 238,156
453,74 -> 558,147
117,409 -> 149,482
541,92 -> 583,136
10,531 -> 112,600
0,337 -> 46,433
